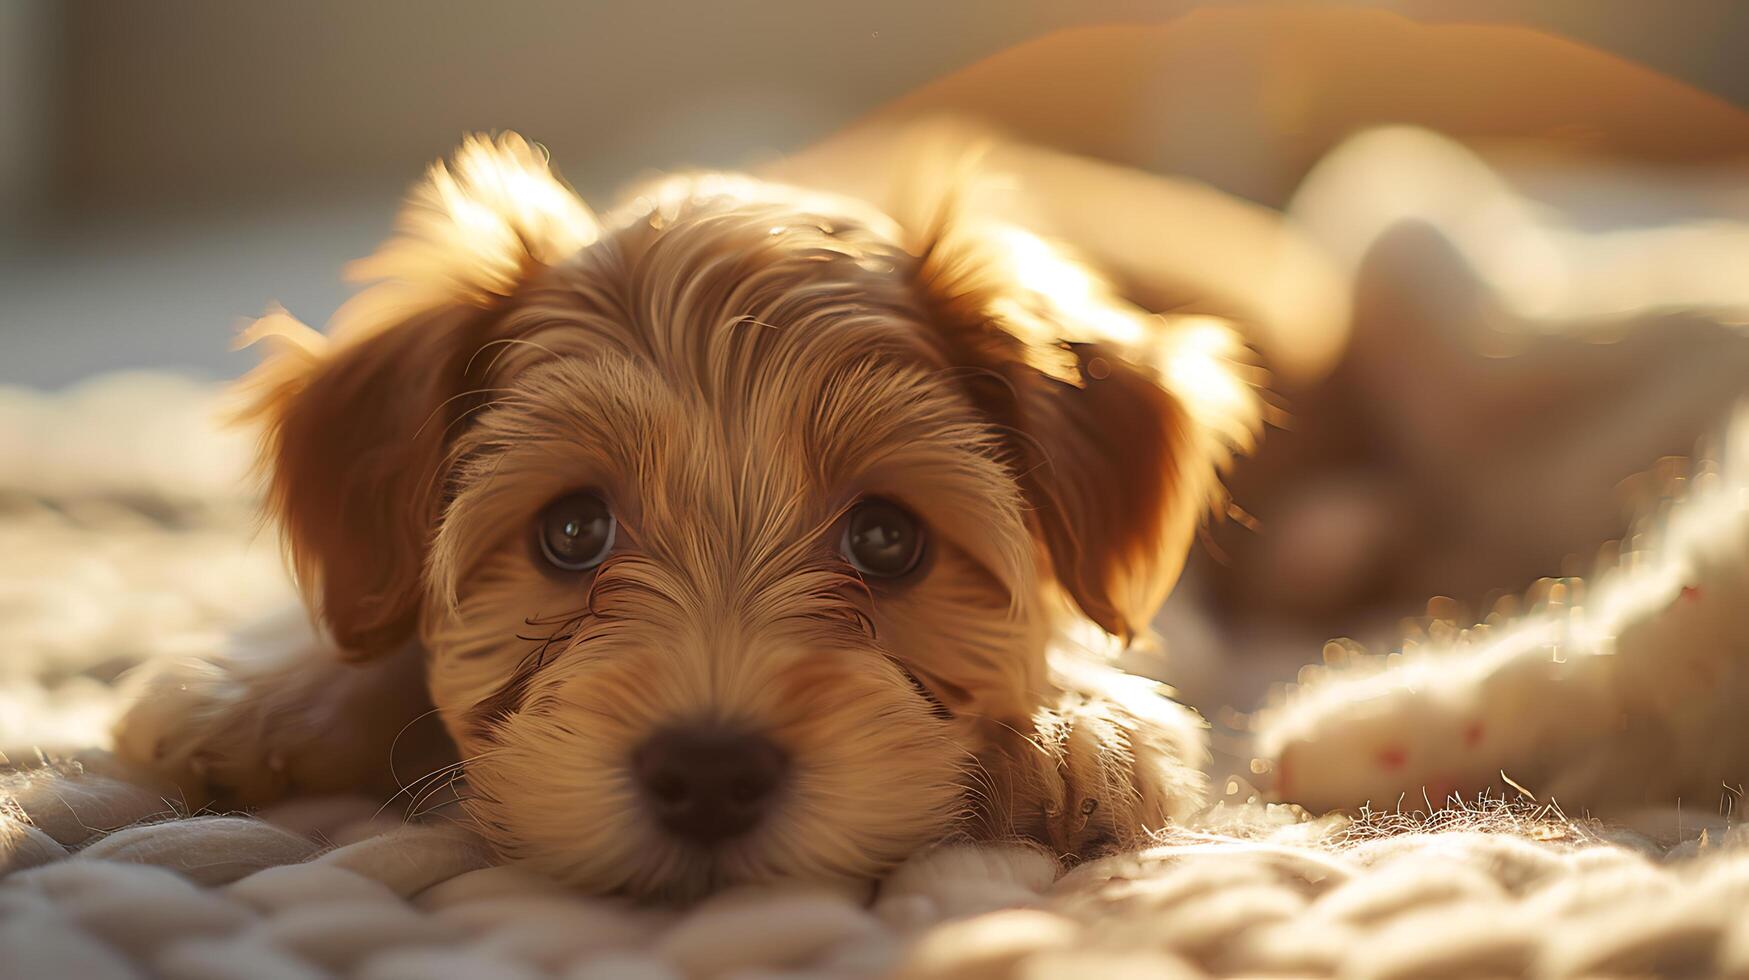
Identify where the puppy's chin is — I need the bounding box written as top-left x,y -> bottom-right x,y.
453,648 -> 968,901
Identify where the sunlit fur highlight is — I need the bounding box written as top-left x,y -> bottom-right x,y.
133,132 -> 1257,899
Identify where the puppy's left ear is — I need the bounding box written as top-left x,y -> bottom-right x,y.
238,133 -> 597,659
916,218 -> 1261,641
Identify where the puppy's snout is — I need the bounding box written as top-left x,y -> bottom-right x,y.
633,727 -> 788,844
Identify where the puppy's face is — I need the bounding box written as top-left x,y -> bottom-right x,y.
425,196 -> 1044,896
247,137 -> 1251,898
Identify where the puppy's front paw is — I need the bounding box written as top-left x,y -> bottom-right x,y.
112,610 -> 439,811
113,653 -> 296,810
983,673 -> 1208,861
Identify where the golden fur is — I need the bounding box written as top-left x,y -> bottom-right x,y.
115,133 -> 1256,900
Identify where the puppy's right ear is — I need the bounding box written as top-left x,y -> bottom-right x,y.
909,206 -> 1260,643
239,134 -> 596,660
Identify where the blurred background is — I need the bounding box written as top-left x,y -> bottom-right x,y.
3,1 -> 1748,754
3,1 -> 1748,383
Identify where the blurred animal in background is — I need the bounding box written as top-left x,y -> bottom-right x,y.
1256,405 -> 1749,818
113,132 -> 1261,899
1204,128 -> 1749,641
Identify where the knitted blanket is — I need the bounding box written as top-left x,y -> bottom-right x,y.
4,373 -> 1747,980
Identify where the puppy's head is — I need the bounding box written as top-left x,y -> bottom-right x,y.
245,134 -> 1254,898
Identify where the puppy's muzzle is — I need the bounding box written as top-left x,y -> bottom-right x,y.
632,726 -> 789,844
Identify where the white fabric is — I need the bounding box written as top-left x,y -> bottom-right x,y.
1254,406 -> 1749,818
5,373 -> 1748,979
6,798 -> 1749,979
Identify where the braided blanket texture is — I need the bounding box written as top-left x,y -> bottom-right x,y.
4,373 -> 1747,979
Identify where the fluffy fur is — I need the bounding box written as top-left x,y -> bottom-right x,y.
114,133 -> 1256,899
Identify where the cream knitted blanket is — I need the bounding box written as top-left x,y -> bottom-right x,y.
3,374 -> 1746,979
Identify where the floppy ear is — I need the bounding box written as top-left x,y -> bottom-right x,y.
239,133 -> 597,659
916,216 -> 1260,641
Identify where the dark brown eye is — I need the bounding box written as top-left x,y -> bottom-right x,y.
537,491 -> 616,571
840,498 -> 925,578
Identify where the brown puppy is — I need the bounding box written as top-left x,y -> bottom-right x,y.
114,134 -> 1256,900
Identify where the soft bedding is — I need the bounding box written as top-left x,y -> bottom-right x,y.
3,376 -> 1745,979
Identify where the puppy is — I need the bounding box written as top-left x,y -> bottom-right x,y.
114,133 -> 1256,899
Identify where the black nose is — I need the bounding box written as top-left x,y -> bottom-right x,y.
632,727 -> 788,844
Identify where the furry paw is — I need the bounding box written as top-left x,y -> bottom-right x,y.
113,651 -> 295,810
111,609 -> 442,811
983,660 -> 1208,861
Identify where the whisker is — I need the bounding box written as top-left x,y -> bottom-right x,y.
464,336 -> 563,377
387,705 -> 447,794
410,792 -> 484,823
435,394 -> 517,444
369,761 -> 470,823
368,750 -> 508,823
406,767 -> 472,823
409,386 -> 516,443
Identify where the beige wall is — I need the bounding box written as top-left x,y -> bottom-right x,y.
21,1 -> 1749,217
46,0 -> 1168,213
0,0 -> 57,221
